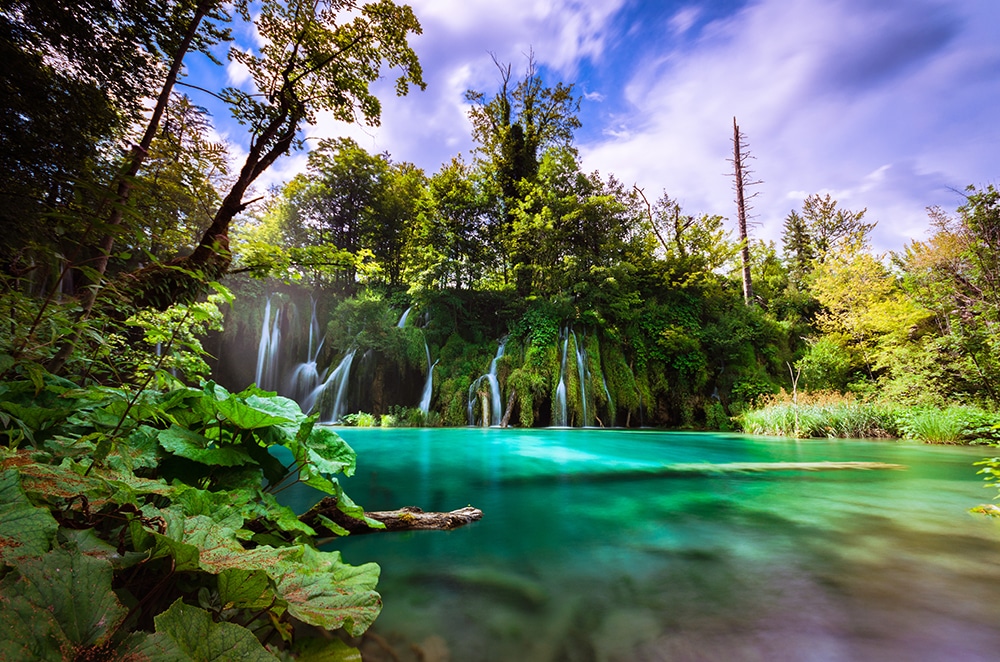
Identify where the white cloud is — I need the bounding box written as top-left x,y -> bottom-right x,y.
579,0 -> 1000,252
225,49 -> 253,87
669,6 -> 701,36
203,0 -> 1000,255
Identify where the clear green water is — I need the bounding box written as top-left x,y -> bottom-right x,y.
286,428 -> 1000,661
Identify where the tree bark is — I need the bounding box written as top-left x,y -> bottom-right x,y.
500,389 -> 517,428
302,501 -> 483,537
733,117 -> 754,305
88,1 -> 217,307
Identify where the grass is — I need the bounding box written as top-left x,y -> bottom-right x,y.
738,390 -> 1000,444
738,390 -> 898,439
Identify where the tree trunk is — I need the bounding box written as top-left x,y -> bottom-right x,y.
733,117 -> 754,305
500,389 -> 517,428
87,1 -> 216,309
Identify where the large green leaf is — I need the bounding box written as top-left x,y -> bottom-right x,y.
0,581 -> 66,661
215,394 -> 296,430
3,547 -> 127,649
217,568 -> 275,610
294,637 -> 363,662
303,426 -> 357,477
128,599 -> 278,661
274,546 -> 381,637
159,424 -> 254,466
0,469 -> 58,563
245,394 -> 307,424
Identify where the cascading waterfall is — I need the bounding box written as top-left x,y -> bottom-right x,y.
397,306 -> 412,328
287,298 -> 326,404
573,330 -> 590,427
601,372 -> 615,427
467,339 -> 506,426
553,329 -> 569,427
254,297 -> 282,391
306,349 -> 356,423
419,346 -> 439,414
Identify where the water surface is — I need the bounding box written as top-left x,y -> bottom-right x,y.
289,429 -> 1000,661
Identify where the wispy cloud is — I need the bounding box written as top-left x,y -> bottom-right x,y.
580,0 -> 1000,251
226,0 -> 1000,253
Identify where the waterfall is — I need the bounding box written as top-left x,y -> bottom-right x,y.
467,339 -> 506,426
254,297 -> 282,391
601,372 -> 615,427
419,341 -> 438,414
397,306 -> 412,328
306,349 -> 357,423
573,330 -> 589,427
287,298 -> 326,404
485,339 -> 506,425
553,330 -> 569,427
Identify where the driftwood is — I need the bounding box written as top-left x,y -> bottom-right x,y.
303,498 -> 483,537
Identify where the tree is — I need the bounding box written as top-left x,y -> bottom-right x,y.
799,193 -> 874,261
730,117 -> 761,305
131,94 -> 231,261
901,185 -> 1000,404
126,0 -> 425,310
0,0 -> 230,269
781,210 -> 814,288
465,52 -> 581,286
404,157 -> 493,292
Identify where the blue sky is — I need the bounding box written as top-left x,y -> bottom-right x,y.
198,0 -> 1000,253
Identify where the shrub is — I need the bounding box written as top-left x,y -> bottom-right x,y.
897,406 -> 1000,444
0,377 -> 381,659
342,411 -> 378,427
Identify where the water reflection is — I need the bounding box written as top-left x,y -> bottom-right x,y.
284,429 -> 1000,661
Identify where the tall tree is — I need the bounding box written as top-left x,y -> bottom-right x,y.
781,210 -> 814,288
126,0 -> 425,310
729,117 -> 760,305
800,193 -> 874,261
465,52 -> 580,287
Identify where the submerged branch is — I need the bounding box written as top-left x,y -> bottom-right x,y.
497,461 -> 907,486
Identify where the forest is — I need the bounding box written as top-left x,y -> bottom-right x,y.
2,0 -> 999,659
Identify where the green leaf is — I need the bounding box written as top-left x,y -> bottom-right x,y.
0,580 -> 66,661
218,568 -> 275,609
0,469 -> 59,563
128,599 -> 278,661
4,547 -> 128,648
245,393 -> 306,423
304,426 -> 357,477
274,546 -> 381,637
159,424 -> 253,466
59,528 -> 147,570
294,637 -> 363,662
252,490 -> 317,537
215,394 -> 296,430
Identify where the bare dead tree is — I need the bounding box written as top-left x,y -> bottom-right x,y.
730,117 -> 762,305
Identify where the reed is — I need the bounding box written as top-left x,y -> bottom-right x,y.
738,392 -> 899,439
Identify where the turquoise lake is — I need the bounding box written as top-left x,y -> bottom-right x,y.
285,428 -> 1000,661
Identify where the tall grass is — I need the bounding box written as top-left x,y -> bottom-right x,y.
738,390 -> 1000,444
896,406 -> 1000,444
738,390 -> 899,439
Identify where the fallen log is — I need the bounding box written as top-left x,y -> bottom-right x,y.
496,461 -> 906,486
303,499 -> 483,537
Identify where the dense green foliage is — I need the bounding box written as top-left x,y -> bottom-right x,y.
1,1 -> 428,658
0,374 -> 380,659
3,0 -> 1000,655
